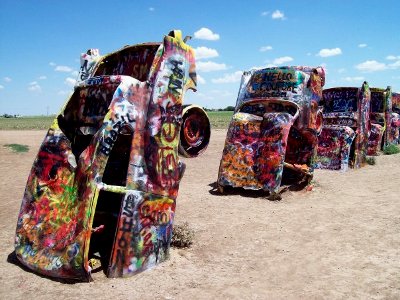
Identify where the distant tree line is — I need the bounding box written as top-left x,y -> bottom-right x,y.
1,114 -> 21,118
203,106 -> 235,112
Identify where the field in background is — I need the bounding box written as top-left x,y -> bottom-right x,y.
0,116 -> 55,130
0,111 -> 233,130
206,111 -> 232,129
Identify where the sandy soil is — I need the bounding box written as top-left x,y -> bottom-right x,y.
0,130 -> 399,299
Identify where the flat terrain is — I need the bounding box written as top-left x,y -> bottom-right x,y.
0,130 -> 399,299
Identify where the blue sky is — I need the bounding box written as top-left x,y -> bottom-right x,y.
1,0 -> 399,115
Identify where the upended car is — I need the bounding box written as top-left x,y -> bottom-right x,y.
217,66 -> 325,199
14,30 -> 210,281
369,86 -> 400,153
315,82 -> 374,171
392,92 -> 400,144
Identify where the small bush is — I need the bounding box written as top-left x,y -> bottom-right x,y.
366,156 -> 376,165
383,144 -> 400,155
171,222 -> 194,248
4,143 -> 29,153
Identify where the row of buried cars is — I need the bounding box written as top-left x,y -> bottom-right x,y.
13,31 -> 400,281
217,69 -> 400,198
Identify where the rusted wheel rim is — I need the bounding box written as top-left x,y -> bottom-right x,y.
183,114 -> 204,147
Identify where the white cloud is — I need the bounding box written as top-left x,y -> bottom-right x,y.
337,68 -> 346,73
65,77 -> 77,87
272,56 -> 293,65
355,60 -> 387,72
4,77 -> 12,82
342,76 -> 365,82
197,74 -> 206,84
58,90 -> 70,95
250,65 -> 266,70
389,60 -> 400,69
260,45 -> 273,52
0,85 -> 4,89
193,92 -> 213,100
317,48 -> 342,57
261,11 -> 269,16
196,61 -> 227,72
38,75 -> 47,80
49,62 -> 56,66
149,7 -> 154,11
386,55 -> 400,60
358,43 -> 367,48
71,70 -> 79,77
210,89 -> 234,98
265,64 -> 277,68
194,47 -> 219,60
194,28 -> 220,41
28,81 -> 41,92
212,71 -> 243,84
272,10 -> 285,20
55,65 -> 73,72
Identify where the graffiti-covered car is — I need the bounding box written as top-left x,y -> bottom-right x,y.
393,92 -> 400,115
15,30 -> 200,281
315,82 -> 371,170
368,87 -> 400,153
392,92 -> 400,144
217,66 -> 325,199
78,40 -> 210,157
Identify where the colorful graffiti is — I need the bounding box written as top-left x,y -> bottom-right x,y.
316,82 -> 371,170
393,92 -> 400,114
15,30 -> 197,281
368,87 -> 399,153
218,66 -> 325,197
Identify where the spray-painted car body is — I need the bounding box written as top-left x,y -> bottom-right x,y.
368,87 -> 400,154
393,92 -> 400,115
315,82 -> 371,170
217,66 -> 325,197
392,92 -> 400,144
78,40 -> 210,158
15,31 -> 198,281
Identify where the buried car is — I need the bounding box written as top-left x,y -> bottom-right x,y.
217,66 -> 325,199
368,86 -> 400,153
315,82 -> 372,171
78,40 -> 210,157
392,92 -> 400,143
14,30 -> 203,281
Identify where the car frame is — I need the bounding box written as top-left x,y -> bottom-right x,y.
15,30 -> 199,281
368,86 -> 400,153
217,66 -> 325,199
315,82 -> 372,170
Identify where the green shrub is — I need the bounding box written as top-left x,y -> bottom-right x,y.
171,222 -> 194,248
4,143 -> 29,153
383,144 -> 400,155
366,156 -> 376,165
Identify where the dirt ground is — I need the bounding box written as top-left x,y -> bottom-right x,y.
0,130 -> 399,299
